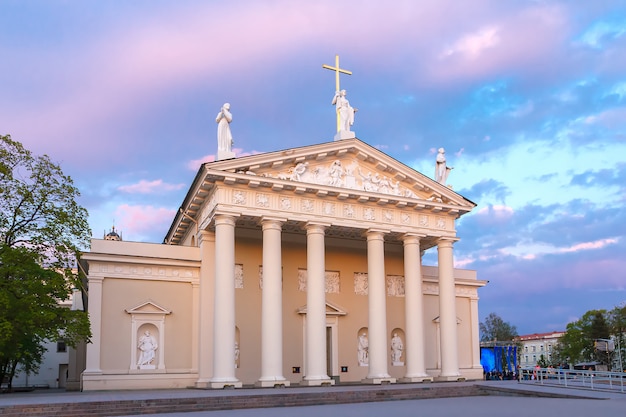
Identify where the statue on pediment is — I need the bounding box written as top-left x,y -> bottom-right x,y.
332,90 -> 357,135
216,103 -> 235,160
435,148 -> 453,185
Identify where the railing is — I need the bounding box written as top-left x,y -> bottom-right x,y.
519,367 -> 625,393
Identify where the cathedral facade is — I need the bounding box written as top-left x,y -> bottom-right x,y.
81,138 -> 486,390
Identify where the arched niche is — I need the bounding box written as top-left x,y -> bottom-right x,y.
357,327 -> 369,367
126,300 -> 171,372
390,328 -> 405,366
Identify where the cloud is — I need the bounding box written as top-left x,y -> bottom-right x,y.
118,179 -> 186,194
187,154 -> 215,171
440,26 -> 501,60
558,237 -> 620,253
576,19 -> 626,48
114,204 -> 176,242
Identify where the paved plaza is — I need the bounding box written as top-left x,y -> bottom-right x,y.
1,381 -> 624,417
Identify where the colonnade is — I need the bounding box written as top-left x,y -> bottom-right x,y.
196,213 -> 461,388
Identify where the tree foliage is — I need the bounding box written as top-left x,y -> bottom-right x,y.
0,134 -> 91,391
552,309 -> 610,366
606,304 -> 626,371
480,312 -> 519,342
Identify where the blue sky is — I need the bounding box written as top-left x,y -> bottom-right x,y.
1,0 -> 625,335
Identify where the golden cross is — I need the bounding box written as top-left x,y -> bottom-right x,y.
323,55 -> 352,132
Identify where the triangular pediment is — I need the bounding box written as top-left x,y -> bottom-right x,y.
167,138 -> 476,245
205,139 -> 472,206
125,300 -> 171,315
297,301 -> 347,316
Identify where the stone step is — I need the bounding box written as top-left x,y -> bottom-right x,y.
0,384 -> 487,417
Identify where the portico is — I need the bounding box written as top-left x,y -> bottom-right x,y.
81,138 -> 486,391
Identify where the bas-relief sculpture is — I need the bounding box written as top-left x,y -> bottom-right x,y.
354,273 -> 368,296
270,159 -> 436,202
137,330 -> 158,369
298,269 -> 340,293
386,275 -> 405,297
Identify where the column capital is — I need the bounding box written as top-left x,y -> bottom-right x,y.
305,222 -> 330,234
401,233 -> 426,245
214,212 -> 239,227
260,216 -> 287,231
365,228 -> 388,242
437,237 -> 459,248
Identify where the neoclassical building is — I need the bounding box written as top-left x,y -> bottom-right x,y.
81,138 -> 486,390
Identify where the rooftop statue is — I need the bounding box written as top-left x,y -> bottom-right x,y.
331,90 -> 357,137
435,148 -> 453,185
216,103 -> 235,160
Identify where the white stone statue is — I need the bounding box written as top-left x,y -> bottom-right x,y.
234,341 -> 240,367
216,103 -> 235,160
358,333 -> 369,366
137,330 -> 158,367
332,90 -> 357,139
328,160 -> 344,187
290,162 -> 308,181
435,148 -> 453,184
391,333 -> 404,365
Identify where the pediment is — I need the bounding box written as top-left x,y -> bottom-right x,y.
125,300 -> 172,315
167,138 -> 476,245
297,301 -> 347,316
205,138 -> 473,207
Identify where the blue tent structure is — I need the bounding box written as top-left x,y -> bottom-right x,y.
480,345 -> 517,373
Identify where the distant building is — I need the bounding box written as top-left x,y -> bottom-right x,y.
517,331 -> 564,367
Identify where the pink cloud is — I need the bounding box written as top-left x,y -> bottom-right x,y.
114,204 -> 175,241
440,26 -> 501,60
476,204 -> 514,221
185,147 -> 259,171
425,3 -> 569,84
187,154 -> 215,171
117,179 -> 186,194
558,237 -> 619,253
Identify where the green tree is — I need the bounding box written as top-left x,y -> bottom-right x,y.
480,312 -> 518,342
607,304 -> 626,371
0,134 -> 91,391
536,354 -> 549,368
552,309 -> 608,366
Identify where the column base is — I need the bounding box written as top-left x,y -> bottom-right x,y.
435,375 -> 466,382
300,377 -> 335,386
209,380 -> 243,389
362,377 -> 396,385
195,379 -> 211,389
256,379 -> 290,388
400,375 -> 433,383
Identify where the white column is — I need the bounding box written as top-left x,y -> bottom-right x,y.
210,214 -> 242,388
364,230 -> 395,384
437,238 -> 461,380
257,218 -> 290,387
401,234 -> 431,382
302,222 -> 333,386
196,230 -> 215,388
83,276 -> 103,375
